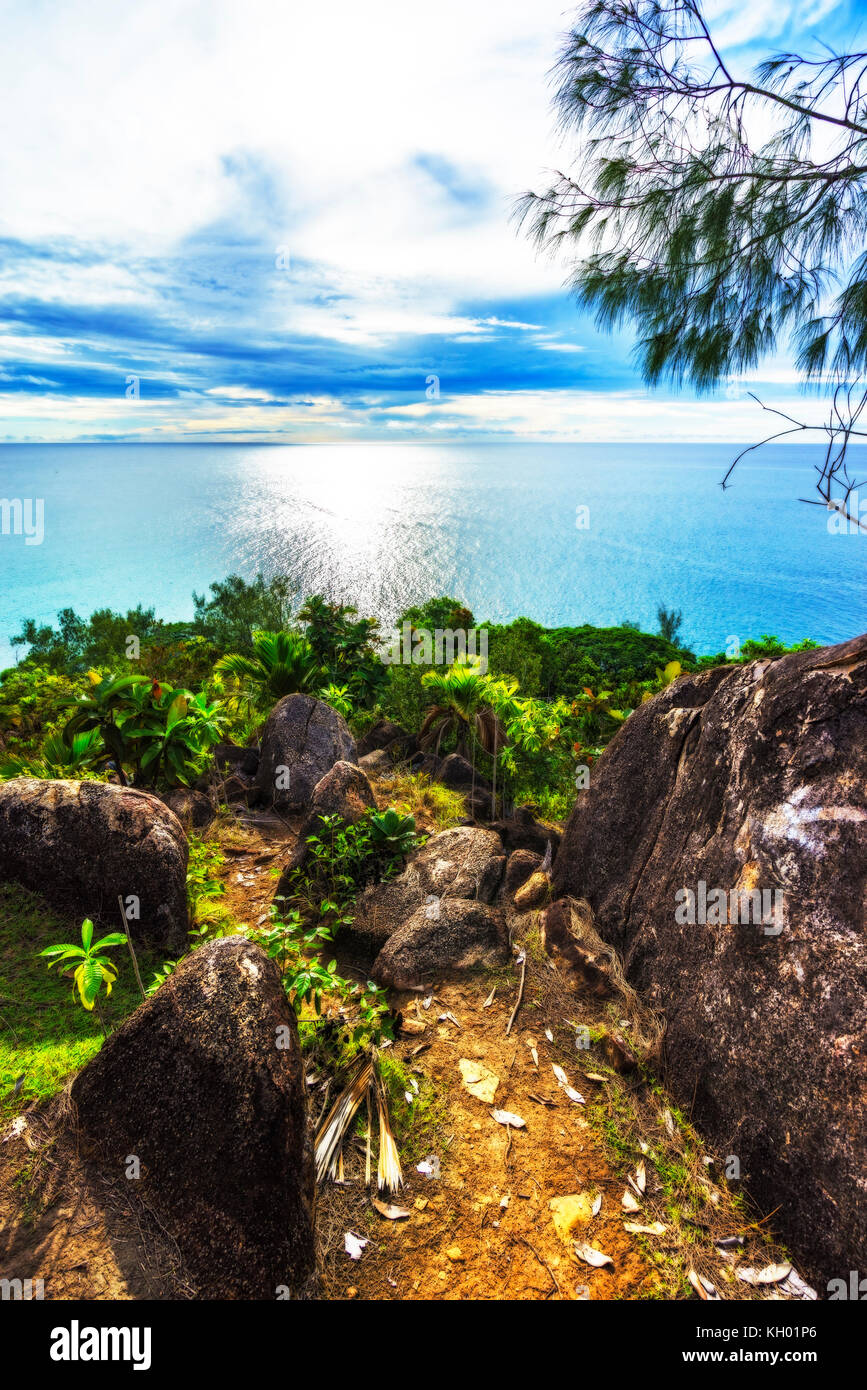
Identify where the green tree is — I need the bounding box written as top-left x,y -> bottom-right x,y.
215,630 -> 325,712
520,0 -> 867,527
192,574 -> 297,651
657,605 -> 684,646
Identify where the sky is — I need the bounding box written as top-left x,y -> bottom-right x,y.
0,0 -> 863,444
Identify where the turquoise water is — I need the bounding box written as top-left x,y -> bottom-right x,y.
0,441 -> 864,668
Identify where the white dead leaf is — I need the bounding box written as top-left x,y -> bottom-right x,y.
409,1077 -> 419,1094
779,1269 -> 818,1301
438,1010 -> 462,1028
500,1193 -> 510,1209
491,1109 -> 526,1129
417,1155 -> 440,1179
552,1063 -> 585,1104
372,1198 -> 411,1220
422,995 -> 433,1010
591,1193 -> 602,1217
635,1161 -> 647,1193
404,1091 -> 414,1104
583,1072 -> 607,1083
689,1268 -> 720,1300
526,1040 -> 539,1068
574,1242 -> 614,1270
737,1263 -> 792,1286
483,985 -> 497,1008
622,1190 -> 641,1213
545,1028 -> 554,1043
662,1109 -> 676,1139
624,1221 -> 667,1237
344,1232 -> 368,1260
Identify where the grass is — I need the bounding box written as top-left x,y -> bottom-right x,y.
0,882 -> 164,1123
375,1050 -> 447,1167
186,833 -> 244,937
373,771 -> 467,832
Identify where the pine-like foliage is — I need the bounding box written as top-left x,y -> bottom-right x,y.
518,0 -> 867,524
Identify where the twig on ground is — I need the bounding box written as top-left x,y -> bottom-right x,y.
505,952 -> 526,1037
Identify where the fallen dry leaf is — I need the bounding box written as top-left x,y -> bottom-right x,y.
574,1242 -> 614,1270
549,1192 -> 597,1242
491,1109 -> 526,1129
458,1057 -> 499,1105
344,1232 -> 368,1260
737,1263 -> 792,1286
372,1198 -> 411,1220
689,1268 -> 720,1300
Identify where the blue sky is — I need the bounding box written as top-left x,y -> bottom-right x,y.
0,0 -> 862,444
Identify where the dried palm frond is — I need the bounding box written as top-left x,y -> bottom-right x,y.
314,1056 -> 373,1184
376,1078 -> 403,1195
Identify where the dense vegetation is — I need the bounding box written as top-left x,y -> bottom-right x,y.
1,573 -> 819,818
0,574 -> 822,1153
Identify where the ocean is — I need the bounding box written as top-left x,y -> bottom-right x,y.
0,440 -> 864,669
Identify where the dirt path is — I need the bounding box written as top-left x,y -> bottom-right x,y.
1,795 -> 800,1303
317,974 -> 657,1300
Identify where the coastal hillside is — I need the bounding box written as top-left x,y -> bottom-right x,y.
1,578 -> 852,1302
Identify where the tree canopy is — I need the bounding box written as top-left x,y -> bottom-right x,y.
519,0 -> 867,528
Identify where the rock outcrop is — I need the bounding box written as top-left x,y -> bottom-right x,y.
357,719 -> 415,759
276,760 -> 377,885
505,848 -> 542,896
350,825 -> 506,951
255,694 -> 356,811
488,807 -> 561,858
158,787 -> 216,831
72,937 -> 315,1299
552,634 -> 867,1284
373,899 -> 508,989
359,748 -> 394,777
0,778 -> 188,949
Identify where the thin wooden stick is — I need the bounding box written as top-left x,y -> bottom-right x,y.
118,896 -> 146,1003
505,951 -> 526,1036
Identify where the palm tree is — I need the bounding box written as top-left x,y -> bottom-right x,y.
215,631 -> 325,712
419,663 -> 509,817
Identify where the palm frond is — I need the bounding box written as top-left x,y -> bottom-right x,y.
376,1077 -> 403,1194
314,1057 -> 374,1183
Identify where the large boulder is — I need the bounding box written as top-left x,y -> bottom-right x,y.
72,936 -> 315,1299
359,748 -> 394,777
552,635 -> 867,1285
0,778 -> 188,949
505,848 -> 543,896
255,694 -> 357,812
373,899 -> 509,990
158,787 -> 216,832
357,719 -> 415,759
350,825 -> 506,952
214,742 -> 260,777
489,807 -> 561,858
276,761 -> 377,886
